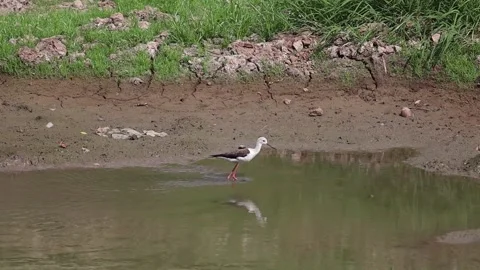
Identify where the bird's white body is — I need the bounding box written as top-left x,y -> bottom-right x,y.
233,145 -> 262,163
237,147 -> 260,162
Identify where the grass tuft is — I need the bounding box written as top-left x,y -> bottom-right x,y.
287,0 -> 480,83
0,0 -> 479,84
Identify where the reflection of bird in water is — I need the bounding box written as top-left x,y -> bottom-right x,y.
210,137 -> 276,181
227,199 -> 267,226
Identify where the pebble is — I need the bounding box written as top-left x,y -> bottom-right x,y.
400,107 -> 413,118
431,33 -> 441,44
46,122 -> 54,128
308,107 -> 324,117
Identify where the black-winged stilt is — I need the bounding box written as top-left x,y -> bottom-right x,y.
210,137 -> 276,181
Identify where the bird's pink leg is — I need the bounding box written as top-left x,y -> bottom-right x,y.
228,163 -> 239,181
232,163 -> 240,181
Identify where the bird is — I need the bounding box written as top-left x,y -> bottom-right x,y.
210,137 -> 276,181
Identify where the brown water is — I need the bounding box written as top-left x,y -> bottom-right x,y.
1,149 -> 480,269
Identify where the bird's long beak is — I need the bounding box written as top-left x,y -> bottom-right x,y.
267,143 -> 277,150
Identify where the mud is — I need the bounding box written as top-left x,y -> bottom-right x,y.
0,73 -> 479,179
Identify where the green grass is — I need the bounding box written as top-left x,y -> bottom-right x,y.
0,0 -> 479,84
0,0 -> 290,80
287,0 -> 480,83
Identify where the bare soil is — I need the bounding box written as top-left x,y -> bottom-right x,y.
0,73 -> 479,179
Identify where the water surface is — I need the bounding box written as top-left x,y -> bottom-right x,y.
1,149 -> 480,269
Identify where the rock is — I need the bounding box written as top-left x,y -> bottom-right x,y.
82,147 -> 90,153
283,98 -> 291,105
414,100 -> 421,105
95,126 -> 110,136
326,37 -> 400,60
96,126 -> 167,139
143,130 -> 168,137
121,128 -> 143,138
111,133 -> 130,140
46,122 -> 54,128
292,40 -> 303,52
400,107 -> 413,117
129,77 -> 144,85
308,107 -> 324,117
431,33 -> 441,44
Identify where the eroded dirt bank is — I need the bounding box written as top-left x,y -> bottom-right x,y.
0,74 -> 479,179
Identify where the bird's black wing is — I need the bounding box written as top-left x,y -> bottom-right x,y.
210,147 -> 250,159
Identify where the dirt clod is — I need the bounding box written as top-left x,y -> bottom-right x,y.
58,0 -> 85,10
326,37 -> 401,60
131,5 -> 173,22
0,0 -> 30,14
98,0 -> 115,9
85,12 -> 128,30
18,36 -> 67,65
186,32 -> 318,79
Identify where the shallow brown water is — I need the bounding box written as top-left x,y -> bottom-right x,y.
1,149 -> 480,269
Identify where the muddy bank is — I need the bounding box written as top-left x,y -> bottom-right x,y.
0,73 -> 479,179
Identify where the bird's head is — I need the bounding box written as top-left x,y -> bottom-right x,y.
257,137 -> 268,145
257,137 -> 276,149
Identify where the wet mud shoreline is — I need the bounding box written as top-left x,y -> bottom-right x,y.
0,74 -> 479,179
